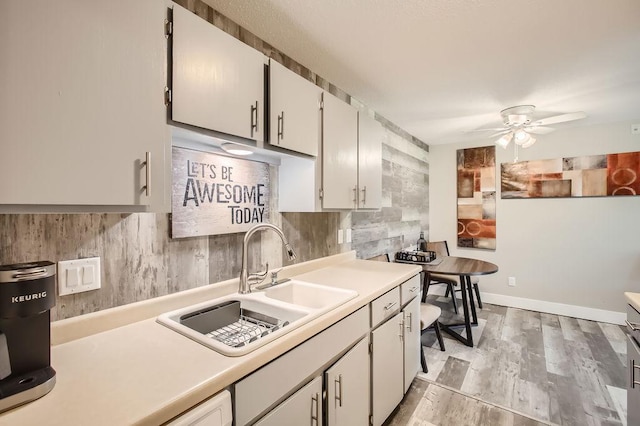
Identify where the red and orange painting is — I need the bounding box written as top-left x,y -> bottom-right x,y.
501,151 -> 640,199
457,146 -> 496,250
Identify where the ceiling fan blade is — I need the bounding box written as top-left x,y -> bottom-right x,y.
525,126 -> 555,135
531,112 -> 586,126
489,130 -> 511,138
465,127 -> 508,133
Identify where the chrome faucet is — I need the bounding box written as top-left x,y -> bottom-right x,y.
239,223 -> 297,294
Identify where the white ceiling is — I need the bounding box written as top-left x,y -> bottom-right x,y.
201,0 -> 640,145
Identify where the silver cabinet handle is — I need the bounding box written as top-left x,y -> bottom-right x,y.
278,111 -> 284,140
626,319 -> 640,331
311,392 -> 319,425
334,374 -> 343,407
406,312 -> 413,332
250,101 -> 259,137
352,186 -> 358,205
399,319 -> 404,341
409,286 -> 418,293
142,152 -> 151,196
632,359 -> 640,388
361,186 -> 367,206
383,301 -> 397,311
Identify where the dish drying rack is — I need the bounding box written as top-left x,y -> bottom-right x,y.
206,311 -> 290,348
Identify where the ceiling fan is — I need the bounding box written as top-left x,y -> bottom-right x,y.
473,105 -> 587,149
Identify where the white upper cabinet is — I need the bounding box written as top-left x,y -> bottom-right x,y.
171,5 -> 265,142
0,0 -> 170,210
268,59 -> 321,156
279,92 -> 384,212
357,114 -> 383,209
321,92 -> 359,209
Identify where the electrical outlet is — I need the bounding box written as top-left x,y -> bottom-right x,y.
346,228 -> 352,243
632,123 -> 640,134
508,276 -> 516,287
337,229 -> 344,244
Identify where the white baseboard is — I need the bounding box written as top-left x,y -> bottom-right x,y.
427,286 -> 625,325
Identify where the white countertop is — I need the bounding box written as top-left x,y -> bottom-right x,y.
625,292 -> 640,312
0,252 -> 420,425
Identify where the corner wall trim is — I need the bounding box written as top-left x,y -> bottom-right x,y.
480,292 -> 625,325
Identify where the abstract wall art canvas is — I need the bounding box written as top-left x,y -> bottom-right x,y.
457,146 -> 496,250
501,151 -> 640,199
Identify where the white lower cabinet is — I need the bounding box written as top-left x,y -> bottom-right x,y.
325,338 -> 370,426
234,307 -> 369,425
403,296 -> 421,393
167,390 -> 232,426
371,311 -> 405,426
233,274 -> 421,426
254,376 -> 322,426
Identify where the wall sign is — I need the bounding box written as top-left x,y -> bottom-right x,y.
457,146 -> 496,250
171,147 -> 270,238
501,150 -> 640,198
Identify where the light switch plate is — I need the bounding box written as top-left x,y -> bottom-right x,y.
58,257 -> 101,296
338,229 -> 344,244
346,228 -> 352,243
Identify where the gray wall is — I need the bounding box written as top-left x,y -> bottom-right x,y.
429,120 -> 640,313
0,0 -> 429,320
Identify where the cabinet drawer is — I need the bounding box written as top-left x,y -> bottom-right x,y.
400,275 -> 420,307
371,287 -> 400,328
235,306 -> 369,426
627,304 -> 640,345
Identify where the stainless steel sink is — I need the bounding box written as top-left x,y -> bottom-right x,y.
157,281 -> 357,356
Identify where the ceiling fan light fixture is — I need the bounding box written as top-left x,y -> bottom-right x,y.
521,135 -> 536,148
495,132 -> 513,149
513,129 -> 530,145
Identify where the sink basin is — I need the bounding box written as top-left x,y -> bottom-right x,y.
264,280 -> 357,310
157,281 -> 357,356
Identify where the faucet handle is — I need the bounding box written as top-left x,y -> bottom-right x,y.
270,268 -> 284,285
248,262 -> 269,284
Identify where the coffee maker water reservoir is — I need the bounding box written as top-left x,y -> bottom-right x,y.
0,261 -> 56,413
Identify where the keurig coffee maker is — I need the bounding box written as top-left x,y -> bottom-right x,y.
0,261 -> 56,413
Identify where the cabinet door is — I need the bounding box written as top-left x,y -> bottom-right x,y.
321,92 -> 358,209
0,0 -> 170,209
269,60 -> 321,156
254,376 -> 322,426
403,297 -> 421,393
167,390 -> 232,426
172,5 -> 264,142
371,312 -> 404,426
325,337 -> 370,426
629,335 -> 640,426
357,113 -> 383,210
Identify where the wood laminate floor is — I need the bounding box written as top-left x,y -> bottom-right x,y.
386,297 -> 628,426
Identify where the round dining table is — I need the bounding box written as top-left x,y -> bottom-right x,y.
396,256 -> 498,347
